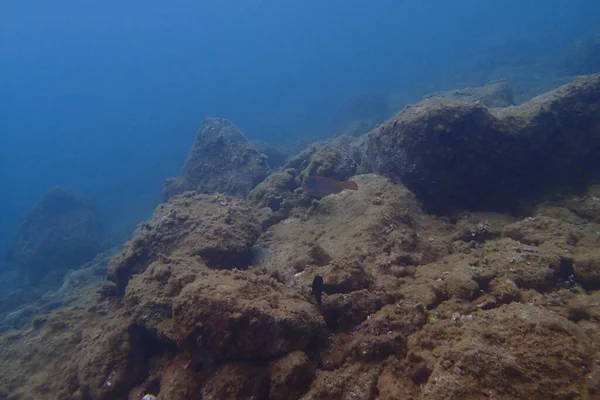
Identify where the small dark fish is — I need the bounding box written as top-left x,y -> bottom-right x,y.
311,275 -> 324,306
303,176 -> 358,197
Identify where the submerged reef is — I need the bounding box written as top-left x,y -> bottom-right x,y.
3,74 -> 600,399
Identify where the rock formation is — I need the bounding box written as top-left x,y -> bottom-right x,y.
3,76 -> 600,400
5,187 -> 103,287
364,74 -> 600,214
108,192 -> 261,294
162,117 -> 271,200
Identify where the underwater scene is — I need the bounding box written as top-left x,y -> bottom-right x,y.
2,1 -> 600,399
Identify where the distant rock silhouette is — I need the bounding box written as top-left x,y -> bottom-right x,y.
5,186 -> 103,287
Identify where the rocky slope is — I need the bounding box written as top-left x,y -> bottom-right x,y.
2,75 -> 600,399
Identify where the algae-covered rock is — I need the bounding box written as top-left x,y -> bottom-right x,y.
285,137 -> 359,182
172,270 -> 325,362
163,117 -> 270,200
412,303 -> 593,399
269,351 -> 314,400
248,170 -> 297,211
202,362 -> 269,400
573,236 -> 600,289
364,74 -> 600,213
108,192 -> 261,294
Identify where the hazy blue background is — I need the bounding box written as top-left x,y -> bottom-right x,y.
1,0 -> 599,254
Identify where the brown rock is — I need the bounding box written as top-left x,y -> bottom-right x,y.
173,270 -> 324,362
269,351 -> 314,400
76,322 -> 153,400
301,363 -> 382,400
321,259 -> 374,295
202,362 -> 269,400
157,361 -> 202,400
573,246 -> 600,289
255,174 -> 443,284
248,170 -> 297,211
412,303 -> 594,399
451,212 -> 514,242
376,358 -> 423,399
322,289 -> 384,332
502,215 -> 582,248
565,186 -> 600,222
108,193 -> 261,294
285,138 -> 359,182
479,238 -> 564,291
124,256 -> 207,337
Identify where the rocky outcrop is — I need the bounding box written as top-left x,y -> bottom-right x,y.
285,136 -> 359,182
162,117 -> 271,200
412,303 -> 593,399
172,268 -> 324,362
108,192 -> 261,294
6,79 -> 600,400
248,136 -> 363,228
364,74 -> 600,214
5,187 -> 103,286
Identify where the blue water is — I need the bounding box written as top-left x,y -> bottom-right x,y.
1,0 -> 599,255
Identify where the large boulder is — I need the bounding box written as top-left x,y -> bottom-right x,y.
364,74 -> 600,214
172,268 -> 325,362
5,187 -> 103,286
162,117 -> 270,200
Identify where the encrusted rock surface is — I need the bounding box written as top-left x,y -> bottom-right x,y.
269,351 -> 315,400
285,137 -> 359,182
171,268 -> 325,362
413,303 -> 593,399
162,117 -> 271,200
364,74 -> 600,213
108,192 -> 261,294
